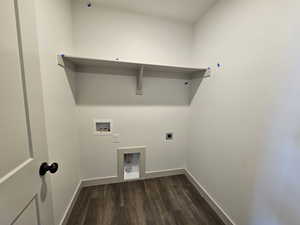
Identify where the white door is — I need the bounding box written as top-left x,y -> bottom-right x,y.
0,0 -> 54,225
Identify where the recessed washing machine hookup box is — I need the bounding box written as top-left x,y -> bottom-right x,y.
94,119 -> 112,135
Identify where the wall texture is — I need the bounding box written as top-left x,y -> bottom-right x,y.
34,1 -> 300,224
72,1 -> 194,66
76,73 -> 190,179
189,1 -> 300,225
71,2 -> 194,179
35,0 -> 81,224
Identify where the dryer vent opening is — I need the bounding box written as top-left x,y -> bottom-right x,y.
118,146 -> 146,181
124,153 -> 140,180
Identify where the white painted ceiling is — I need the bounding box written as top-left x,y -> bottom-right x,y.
90,0 -> 217,23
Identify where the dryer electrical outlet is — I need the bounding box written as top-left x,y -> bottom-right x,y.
166,132 -> 174,141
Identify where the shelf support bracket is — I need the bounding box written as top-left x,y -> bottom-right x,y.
203,68 -> 211,78
136,65 -> 144,95
57,54 -> 65,67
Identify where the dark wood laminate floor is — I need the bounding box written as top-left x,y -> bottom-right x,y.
67,175 -> 225,225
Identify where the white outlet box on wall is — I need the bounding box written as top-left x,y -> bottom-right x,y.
93,119 -> 112,136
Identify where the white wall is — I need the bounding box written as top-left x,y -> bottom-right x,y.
189,1 -> 300,225
72,1 -> 194,66
76,73 -> 189,179
71,2 -> 194,179
35,0 -> 81,224
35,1 -> 300,224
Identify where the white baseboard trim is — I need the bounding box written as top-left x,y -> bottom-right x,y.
81,176 -> 121,187
184,169 -> 237,225
59,180 -> 82,225
144,168 -> 185,179
81,168 -> 185,187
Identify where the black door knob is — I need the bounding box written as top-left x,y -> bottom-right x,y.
39,162 -> 59,176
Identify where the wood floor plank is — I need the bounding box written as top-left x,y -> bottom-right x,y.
66,175 -> 225,225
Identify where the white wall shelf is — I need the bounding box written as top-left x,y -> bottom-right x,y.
58,54 -> 208,95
